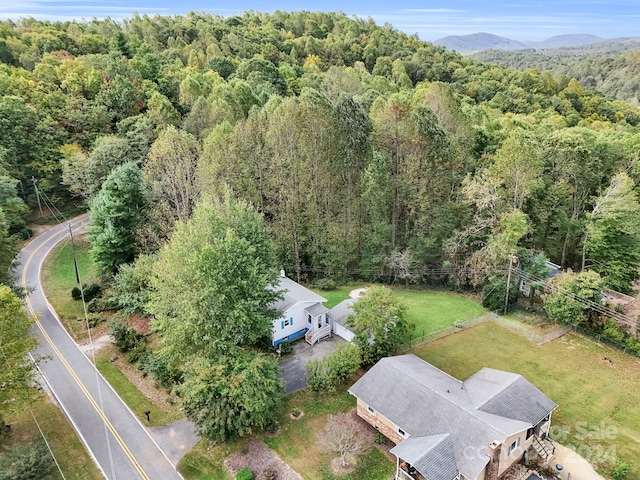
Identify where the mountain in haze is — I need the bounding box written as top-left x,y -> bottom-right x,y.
435,33 -> 606,54
434,33 -> 530,53
529,34 -> 603,49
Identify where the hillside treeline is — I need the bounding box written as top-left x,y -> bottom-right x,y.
472,45 -> 640,107
2,11 -> 640,291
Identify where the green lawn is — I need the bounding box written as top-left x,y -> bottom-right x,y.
393,289 -> 487,335
261,385 -> 393,480
41,238 -> 98,340
313,285 -> 487,336
178,382 -> 391,480
415,322 -> 640,479
313,286 -> 353,308
1,396 -> 102,479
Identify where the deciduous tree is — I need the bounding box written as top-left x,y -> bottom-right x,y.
0,285 -> 38,428
176,350 -> 282,443
348,285 -> 412,365
147,193 -> 281,363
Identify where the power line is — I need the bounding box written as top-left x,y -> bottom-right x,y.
515,268 -> 638,330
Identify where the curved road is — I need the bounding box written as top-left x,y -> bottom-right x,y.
17,216 -> 183,480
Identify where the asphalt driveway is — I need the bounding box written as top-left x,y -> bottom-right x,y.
278,336 -> 345,393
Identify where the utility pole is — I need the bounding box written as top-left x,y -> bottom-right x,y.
68,223 -> 80,284
31,176 -> 43,217
504,253 -> 517,315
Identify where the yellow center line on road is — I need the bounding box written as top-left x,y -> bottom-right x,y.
22,219 -> 151,480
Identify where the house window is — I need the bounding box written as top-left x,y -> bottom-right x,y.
308,314 -> 312,324
508,438 -> 520,455
397,428 -> 407,437
283,317 -> 292,328
526,427 -> 534,440
367,405 -> 376,414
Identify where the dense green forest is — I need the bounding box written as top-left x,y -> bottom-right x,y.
2,10 -> 640,294
472,42 -> 640,107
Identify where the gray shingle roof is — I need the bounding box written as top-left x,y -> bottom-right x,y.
305,303 -> 328,316
327,298 -> 357,327
390,434 -> 459,480
349,354 -> 554,479
271,276 -> 327,312
464,368 -> 558,425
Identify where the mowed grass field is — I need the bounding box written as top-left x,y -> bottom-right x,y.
314,285 -> 487,335
41,237 -> 98,340
416,322 -> 640,478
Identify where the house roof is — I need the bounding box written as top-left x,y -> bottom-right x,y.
390,434 -> 459,480
305,303 -> 328,316
349,354 -> 555,479
464,368 -> 558,425
271,276 -> 327,312
327,298 -> 357,327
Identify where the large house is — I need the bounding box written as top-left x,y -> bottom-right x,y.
349,355 -> 557,480
271,273 -> 357,347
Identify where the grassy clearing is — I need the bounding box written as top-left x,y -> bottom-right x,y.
313,284 -> 487,335
313,286 -> 353,308
415,321 -> 640,478
1,395 -> 102,480
178,439 -> 243,480
41,238 -> 98,340
261,384 -> 393,480
95,352 -> 181,426
393,289 -> 486,335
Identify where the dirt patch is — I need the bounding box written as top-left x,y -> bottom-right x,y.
349,287 -> 367,299
224,437 -> 303,480
78,333 -> 112,356
129,314 -> 151,335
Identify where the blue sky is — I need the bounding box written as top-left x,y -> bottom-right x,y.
0,0 -> 638,41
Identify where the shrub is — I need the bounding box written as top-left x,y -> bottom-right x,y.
601,319 -> 624,343
82,283 -> 102,301
315,278 -> 337,291
482,277 -> 517,312
87,313 -> 102,328
235,467 -> 254,480
140,351 -> 182,388
374,433 -> 385,444
0,442 -> 55,480
305,343 -> 361,392
126,342 -> 147,363
71,286 -> 82,300
277,341 -> 293,355
613,461 -> 629,480
109,320 -> 143,352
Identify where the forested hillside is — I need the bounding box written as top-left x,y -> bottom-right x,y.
2,11 -> 640,293
472,40 -> 640,106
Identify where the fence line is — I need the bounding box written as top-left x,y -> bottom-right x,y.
401,312 -> 498,349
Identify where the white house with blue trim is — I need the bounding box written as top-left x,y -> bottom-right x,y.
271,272 -> 329,347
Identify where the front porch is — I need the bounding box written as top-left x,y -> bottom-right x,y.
304,303 -> 331,345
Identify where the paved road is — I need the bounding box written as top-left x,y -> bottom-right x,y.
17,216 -> 183,480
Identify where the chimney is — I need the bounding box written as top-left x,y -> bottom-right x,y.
486,441 -> 501,480
280,268 -> 286,278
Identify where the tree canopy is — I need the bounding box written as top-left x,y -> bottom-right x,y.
0,285 -> 38,427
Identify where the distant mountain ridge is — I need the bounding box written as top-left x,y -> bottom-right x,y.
434,33 -> 530,53
434,32 -> 606,53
